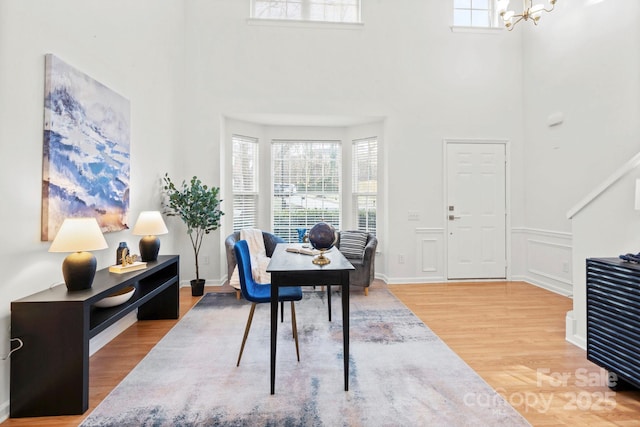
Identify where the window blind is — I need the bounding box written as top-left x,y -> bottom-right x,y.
232,135 -> 259,232
272,140 -> 341,242
353,137 -> 377,234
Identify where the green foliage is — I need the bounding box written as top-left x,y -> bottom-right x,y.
163,173 -> 224,281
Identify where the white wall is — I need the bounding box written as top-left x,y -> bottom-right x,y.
523,0 -> 640,233
0,0 -> 185,418
520,0 -> 640,346
185,0 -> 525,284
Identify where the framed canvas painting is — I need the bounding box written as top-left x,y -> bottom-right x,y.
41,54 -> 130,241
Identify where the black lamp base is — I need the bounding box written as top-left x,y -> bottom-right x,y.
62,251 -> 97,291
139,235 -> 160,262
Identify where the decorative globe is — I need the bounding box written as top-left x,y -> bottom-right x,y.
308,222 -> 337,251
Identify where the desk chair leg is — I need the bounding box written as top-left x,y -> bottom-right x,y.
236,290 -> 241,300
327,285 -> 332,322
291,301 -> 300,362
237,303 -> 257,367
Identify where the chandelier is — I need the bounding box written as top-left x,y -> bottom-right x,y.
497,0 -> 557,31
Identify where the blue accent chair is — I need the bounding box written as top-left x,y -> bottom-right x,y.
234,239 -> 303,366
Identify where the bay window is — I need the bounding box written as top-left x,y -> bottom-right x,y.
272,140 -> 341,242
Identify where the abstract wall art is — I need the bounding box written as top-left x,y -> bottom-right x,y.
41,54 -> 130,241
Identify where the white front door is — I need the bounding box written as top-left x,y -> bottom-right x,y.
446,142 -> 506,279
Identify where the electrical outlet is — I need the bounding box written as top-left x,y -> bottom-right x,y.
398,254 -> 405,264
203,256 -> 210,265
562,261 -> 569,273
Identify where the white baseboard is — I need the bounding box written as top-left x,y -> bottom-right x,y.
386,274 -> 573,294
89,311 -> 138,356
385,276 -> 447,285
511,274 -> 572,297
565,310 -> 586,350
0,399 -> 8,423
179,279 -> 226,288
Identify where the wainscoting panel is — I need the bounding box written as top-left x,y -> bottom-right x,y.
383,227 -> 574,295
512,228 -> 573,296
415,228 -> 445,281
420,238 -> 438,272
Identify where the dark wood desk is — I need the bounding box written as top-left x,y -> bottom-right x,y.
267,243 -> 354,394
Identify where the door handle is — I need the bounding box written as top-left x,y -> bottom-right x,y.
448,215 -> 461,221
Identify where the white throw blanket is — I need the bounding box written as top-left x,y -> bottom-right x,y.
229,228 -> 271,290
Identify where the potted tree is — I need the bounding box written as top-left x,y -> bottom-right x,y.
163,173 -> 224,296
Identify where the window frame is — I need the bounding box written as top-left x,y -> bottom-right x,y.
451,0 -> 503,31
250,0 -> 362,24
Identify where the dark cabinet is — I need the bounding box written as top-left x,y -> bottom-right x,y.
10,255 -> 179,417
586,257 -> 640,389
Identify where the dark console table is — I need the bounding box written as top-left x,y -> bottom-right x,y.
10,255 -> 180,417
586,257 -> 640,389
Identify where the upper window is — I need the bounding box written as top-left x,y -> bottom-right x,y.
453,0 -> 498,28
232,135 -> 259,232
353,137 -> 377,235
251,0 -> 361,23
272,140 -> 341,242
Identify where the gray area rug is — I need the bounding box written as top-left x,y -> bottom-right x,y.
81,289 -> 530,426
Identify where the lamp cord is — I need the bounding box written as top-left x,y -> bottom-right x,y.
1,338 -> 24,360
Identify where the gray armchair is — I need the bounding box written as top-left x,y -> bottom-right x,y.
225,231 -> 284,299
335,231 -> 377,296
323,231 -> 377,320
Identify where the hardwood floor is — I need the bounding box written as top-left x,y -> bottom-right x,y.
2,281 -> 640,426
389,281 -> 640,426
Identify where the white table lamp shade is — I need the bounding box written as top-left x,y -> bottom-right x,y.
49,218 -> 108,252
132,211 -> 168,262
132,211 -> 168,236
